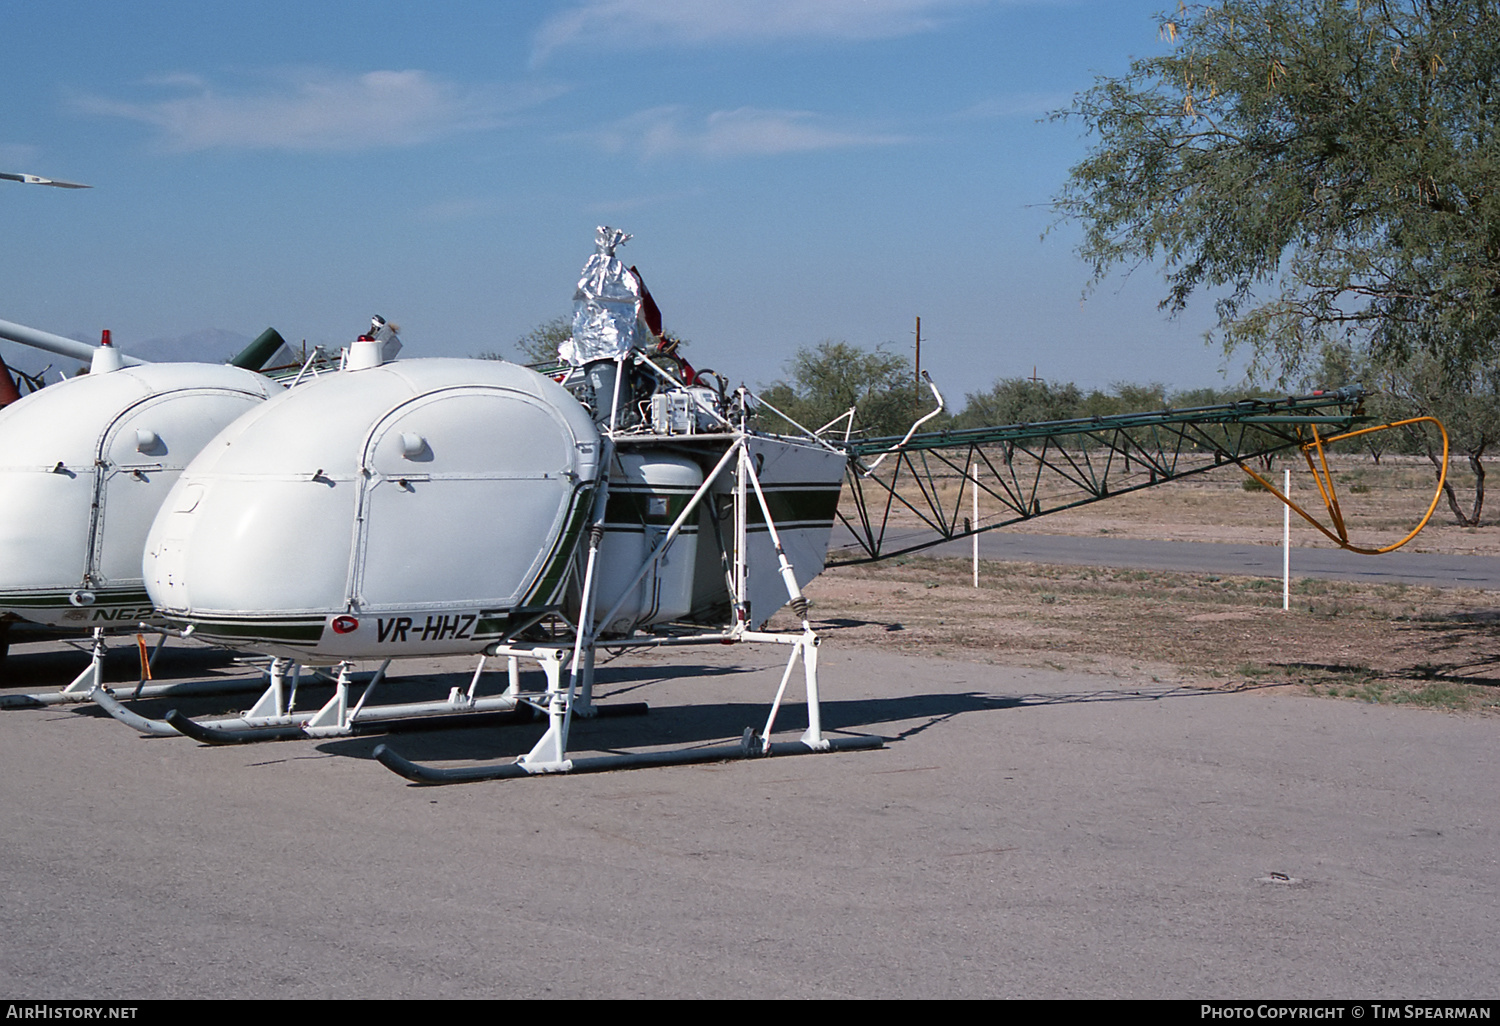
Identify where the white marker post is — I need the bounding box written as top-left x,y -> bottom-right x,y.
972,462 -> 980,588
1282,467 -> 1291,611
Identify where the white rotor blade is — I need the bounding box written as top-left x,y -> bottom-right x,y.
0,171 -> 92,189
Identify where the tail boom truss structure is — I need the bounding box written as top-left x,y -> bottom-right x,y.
832,388 -> 1373,566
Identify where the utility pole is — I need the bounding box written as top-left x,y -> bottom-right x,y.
914,316 -> 922,404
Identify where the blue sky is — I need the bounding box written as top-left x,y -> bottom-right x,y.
0,0 -> 1246,402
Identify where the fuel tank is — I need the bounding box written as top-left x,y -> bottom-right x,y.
144,358 -> 601,660
589,449 -> 703,635
0,362 -> 276,628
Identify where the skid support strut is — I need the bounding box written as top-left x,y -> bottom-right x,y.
375,628 -> 882,784
0,627 -> 261,709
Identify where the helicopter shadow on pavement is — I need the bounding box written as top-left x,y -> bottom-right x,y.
309,679 -> 1238,770
31,646 -> 1249,771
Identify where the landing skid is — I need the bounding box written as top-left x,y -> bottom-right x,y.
93,649 -> 646,743
377,729 -> 884,783
375,628 -> 885,783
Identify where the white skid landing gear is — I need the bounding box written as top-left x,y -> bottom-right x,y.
376,430 -> 885,784
375,627 -> 882,784
92,648 -> 637,744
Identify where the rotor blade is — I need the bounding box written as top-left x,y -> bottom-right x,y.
0,172 -> 92,189
0,317 -> 148,367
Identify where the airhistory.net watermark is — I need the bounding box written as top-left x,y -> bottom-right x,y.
5,1007 -> 138,1019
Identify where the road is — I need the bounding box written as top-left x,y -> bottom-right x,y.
830,527 -> 1500,589
0,642 -> 1494,999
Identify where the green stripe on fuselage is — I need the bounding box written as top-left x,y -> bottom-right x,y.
166,616 -> 326,647
603,486 -> 700,526
0,588 -> 151,609
522,484 -> 594,609
743,487 -> 841,526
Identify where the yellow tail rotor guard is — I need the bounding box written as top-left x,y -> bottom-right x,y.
1238,416 -> 1449,555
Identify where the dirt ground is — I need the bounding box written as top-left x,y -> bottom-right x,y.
780,457 -> 1500,715
986,454 -> 1498,555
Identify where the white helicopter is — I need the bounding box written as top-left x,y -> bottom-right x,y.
0,320 -> 294,702
77,228 -> 862,776
82,227 -> 1431,783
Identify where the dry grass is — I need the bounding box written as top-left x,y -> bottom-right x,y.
796,454 -> 1500,715
849,454 -> 1497,554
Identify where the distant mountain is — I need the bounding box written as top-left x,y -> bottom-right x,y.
0,327 -> 254,380
126,328 -> 252,364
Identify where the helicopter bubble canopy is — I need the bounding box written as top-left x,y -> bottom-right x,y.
0,362 -> 276,627
144,358 -> 602,660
